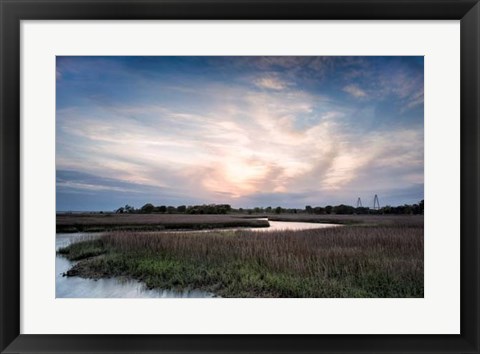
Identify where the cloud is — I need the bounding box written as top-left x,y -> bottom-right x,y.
58,88 -> 335,201
57,83 -> 421,206
237,57 -> 310,70
57,170 -> 151,194
405,90 -> 424,110
254,75 -> 289,90
371,60 -> 424,110
343,84 -> 368,98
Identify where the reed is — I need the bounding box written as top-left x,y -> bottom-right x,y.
59,225 -> 424,298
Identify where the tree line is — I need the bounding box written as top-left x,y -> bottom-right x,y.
115,200 -> 424,215
116,203 -> 232,215
304,200 -> 423,215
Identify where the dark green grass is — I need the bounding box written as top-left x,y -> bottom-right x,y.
58,225 -> 423,298
57,239 -> 106,260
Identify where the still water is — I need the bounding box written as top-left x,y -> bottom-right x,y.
56,219 -> 339,298
251,219 -> 340,232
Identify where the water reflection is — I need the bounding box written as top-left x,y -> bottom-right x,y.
252,219 -> 340,231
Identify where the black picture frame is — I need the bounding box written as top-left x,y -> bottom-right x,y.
1,0 -> 479,353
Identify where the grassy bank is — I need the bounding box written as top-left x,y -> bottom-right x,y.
58,224 -> 424,298
56,214 -> 269,233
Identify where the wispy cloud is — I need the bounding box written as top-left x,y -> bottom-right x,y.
343,84 -> 368,98
254,74 -> 289,90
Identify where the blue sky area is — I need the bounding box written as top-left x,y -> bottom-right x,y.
56,56 -> 424,211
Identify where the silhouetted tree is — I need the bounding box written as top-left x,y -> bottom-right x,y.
140,203 -> 155,214
333,204 -> 355,214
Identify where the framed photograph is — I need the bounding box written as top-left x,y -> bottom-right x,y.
1,0 -> 479,353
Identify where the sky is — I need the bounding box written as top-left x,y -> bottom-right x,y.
56,56 -> 424,211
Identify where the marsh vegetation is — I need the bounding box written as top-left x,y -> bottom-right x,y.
56,213 -> 269,233
58,215 -> 423,298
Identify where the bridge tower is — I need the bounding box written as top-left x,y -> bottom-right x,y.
373,194 -> 380,210
356,197 -> 362,208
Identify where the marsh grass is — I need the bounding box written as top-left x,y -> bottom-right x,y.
58,225 -> 423,298
56,214 -> 270,233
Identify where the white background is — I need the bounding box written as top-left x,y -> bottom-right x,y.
21,21 -> 460,334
